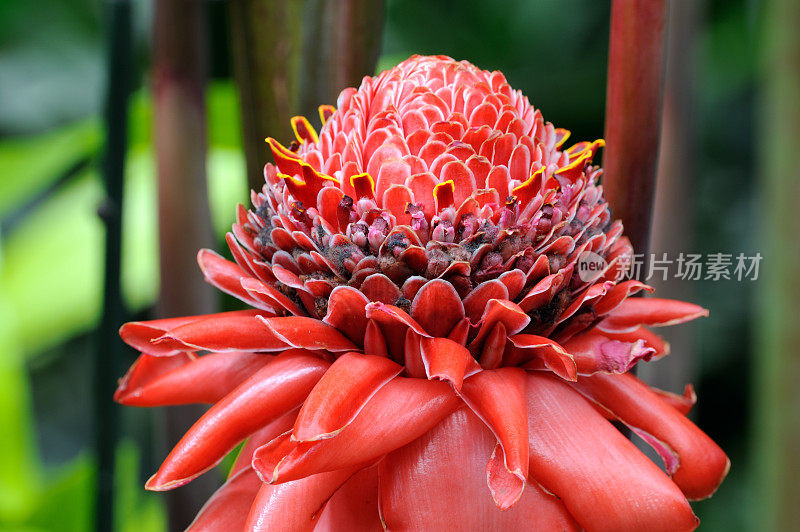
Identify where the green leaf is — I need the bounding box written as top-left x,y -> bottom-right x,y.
0,120 -> 101,218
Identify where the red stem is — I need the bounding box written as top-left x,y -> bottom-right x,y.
602,0 -> 668,257
153,0 -> 217,527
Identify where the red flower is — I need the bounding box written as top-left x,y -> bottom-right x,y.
117,55 -> 728,531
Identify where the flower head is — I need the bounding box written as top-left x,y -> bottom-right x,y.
117,55 -> 728,531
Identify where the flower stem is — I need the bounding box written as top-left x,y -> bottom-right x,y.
153,0 -> 218,528
602,0 -> 668,259
755,0 -> 800,528
94,1 -> 131,530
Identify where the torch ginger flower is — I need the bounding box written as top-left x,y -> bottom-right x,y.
116,55 -> 728,531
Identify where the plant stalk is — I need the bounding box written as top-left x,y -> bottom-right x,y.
602,0 -> 668,259
94,1 -> 131,530
755,0 -> 800,528
153,0 -> 217,528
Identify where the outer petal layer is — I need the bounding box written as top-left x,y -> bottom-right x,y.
379,408 -> 580,531
244,467 -> 360,532
574,372 -> 730,500
187,466 -> 263,532
598,298 -> 708,332
116,352 -> 272,406
292,353 -> 403,441
459,368 -> 529,509
525,373 -> 699,532
252,377 -> 460,483
146,351 -> 329,490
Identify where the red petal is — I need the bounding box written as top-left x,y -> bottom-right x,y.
470,299 -> 530,349
592,279 -> 653,316
315,466 -> 382,531
419,336 -> 481,390
256,315 -> 358,352
197,249 -> 268,310
600,325 -> 670,357
241,277 -> 307,316
119,311 -> 261,356
410,279 -> 465,337
146,351 -> 329,490
462,280 -> 509,324
519,271 -> 566,313
574,372 -> 729,500
252,377 -> 459,483
365,302 -> 429,360
187,466 -> 262,532
114,353 -> 192,403
403,328 -> 426,378
363,319 -> 389,358
230,410 -> 298,476
383,184 -> 414,226
292,353 -> 402,441
562,330 -> 656,375
508,334 -> 577,381
323,286 -> 370,347
360,273 -> 401,304
244,467 -> 360,532
116,352 -> 273,406
598,298 -> 709,332
365,302 -> 428,336
379,408 -> 580,530
158,311 -> 285,352
478,321 -> 505,369
652,384 -> 697,415
460,368 -> 529,509
525,373 -> 698,532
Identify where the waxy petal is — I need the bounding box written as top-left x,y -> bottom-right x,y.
509,334 -> 577,381
410,279 -> 465,337
525,373 -> 698,532
562,330 -> 656,375
116,352 -> 273,406
598,298 -> 709,332
187,466 -> 263,532
158,311 -> 285,352
256,315 -> 358,352
292,353 -> 403,441
119,311 -> 261,356
419,336 -> 481,390
146,351 -> 329,490
114,352 -> 193,403
323,286 -> 370,347
379,408 -> 580,530
460,368 -> 529,509
244,467 -> 360,532
574,372 -> 730,500
471,299 -> 530,349
600,325 -> 670,357
252,377 -> 460,483
230,410 -> 298,476
315,466 -> 382,531
197,249 -> 267,309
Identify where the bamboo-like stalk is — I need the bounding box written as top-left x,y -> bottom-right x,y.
637,0 -> 701,400
602,0 -> 668,258
230,0 -> 384,192
152,0 -> 217,528
755,0 -> 800,528
229,0 -> 305,192
94,1 -> 131,530
298,0 -> 385,117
